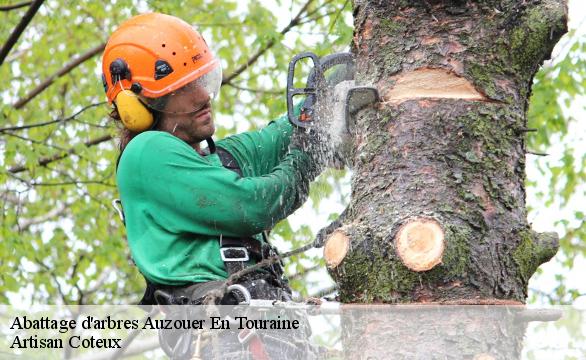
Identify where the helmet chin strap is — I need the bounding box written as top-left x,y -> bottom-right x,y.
149,109 -> 162,131
205,137 -> 216,154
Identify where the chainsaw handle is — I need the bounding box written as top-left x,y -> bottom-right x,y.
308,52 -> 354,86
287,52 -> 321,127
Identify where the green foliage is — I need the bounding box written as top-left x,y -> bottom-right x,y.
526,30 -> 586,304
0,0 -> 352,304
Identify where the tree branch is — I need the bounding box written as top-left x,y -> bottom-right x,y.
1,191 -> 22,205
0,0 -> 45,66
8,134 -> 113,174
37,163 -> 115,212
18,202 -> 70,231
298,11 -> 339,26
0,101 -> 106,132
35,257 -> 70,305
6,156 -> 115,189
526,150 -> 549,156
13,43 -> 106,109
225,82 -> 282,95
288,263 -> 322,281
328,0 -> 350,34
4,46 -> 30,62
29,180 -> 115,187
301,0 -> 336,20
0,1 -> 33,11
221,0 -> 315,85
1,131 -> 104,169
1,130 -> 71,153
84,268 -> 112,296
70,254 -> 87,305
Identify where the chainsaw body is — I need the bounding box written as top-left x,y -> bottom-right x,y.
286,51 -> 379,130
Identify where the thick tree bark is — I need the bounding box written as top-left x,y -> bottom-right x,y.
322,0 -> 567,303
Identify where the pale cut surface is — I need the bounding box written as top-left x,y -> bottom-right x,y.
383,68 -> 486,103
324,230 -> 350,269
473,354 -> 496,360
395,218 -> 445,272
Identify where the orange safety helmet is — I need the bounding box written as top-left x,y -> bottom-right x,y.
101,13 -> 222,131
102,12 -> 220,101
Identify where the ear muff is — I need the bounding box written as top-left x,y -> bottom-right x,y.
115,90 -> 154,132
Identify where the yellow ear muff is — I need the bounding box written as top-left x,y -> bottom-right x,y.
115,90 -> 154,132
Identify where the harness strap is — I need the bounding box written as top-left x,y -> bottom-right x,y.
213,145 -> 272,277
216,146 -> 242,176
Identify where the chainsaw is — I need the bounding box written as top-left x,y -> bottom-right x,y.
286,51 -> 380,132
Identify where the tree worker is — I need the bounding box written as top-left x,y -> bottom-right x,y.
102,13 -> 327,307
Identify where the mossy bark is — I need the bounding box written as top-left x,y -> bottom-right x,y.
322,0 -> 567,303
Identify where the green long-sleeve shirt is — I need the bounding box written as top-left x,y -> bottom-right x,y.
116,115 -> 313,285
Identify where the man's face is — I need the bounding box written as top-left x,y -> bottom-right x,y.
159,80 -> 215,143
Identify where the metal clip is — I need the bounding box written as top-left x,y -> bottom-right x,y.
220,247 -> 249,262
227,284 -> 251,305
237,328 -> 256,345
111,199 -> 125,223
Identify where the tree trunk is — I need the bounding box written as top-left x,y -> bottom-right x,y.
322,0 -> 567,304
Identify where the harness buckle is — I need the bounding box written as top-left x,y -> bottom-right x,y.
220,247 -> 250,262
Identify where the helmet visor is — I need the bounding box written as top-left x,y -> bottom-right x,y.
144,64 -> 222,114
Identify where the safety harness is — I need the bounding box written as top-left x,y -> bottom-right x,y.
130,138 -> 291,306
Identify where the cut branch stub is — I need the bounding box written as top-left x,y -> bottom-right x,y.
395,218 -> 445,272
324,230 -> 350,269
